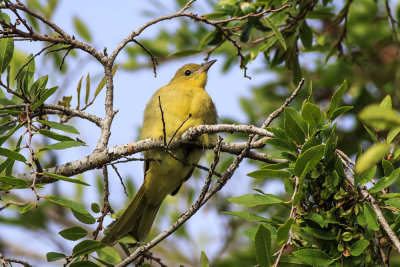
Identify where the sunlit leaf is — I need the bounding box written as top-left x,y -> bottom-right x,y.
355,143 -> 391,173
38,120 -> 80,134
0,38 -> 14,73
264,16 -> 286,50
73,16 -> 92,42
293,248 -> 334,266
59,226 -> 88,241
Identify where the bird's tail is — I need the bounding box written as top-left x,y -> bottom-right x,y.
101,182 -> 162,245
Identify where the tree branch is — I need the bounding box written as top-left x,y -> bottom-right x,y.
15,123 -> 285,184
336,150 -> 400,254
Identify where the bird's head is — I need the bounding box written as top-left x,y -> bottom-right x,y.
169,60 -> 217,88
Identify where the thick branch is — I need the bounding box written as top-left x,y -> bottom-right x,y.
16,124 -> 284,183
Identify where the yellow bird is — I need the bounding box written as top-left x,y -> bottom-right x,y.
102,60 -> 218,244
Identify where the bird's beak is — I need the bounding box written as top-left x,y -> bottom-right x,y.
198,60 -> 217,73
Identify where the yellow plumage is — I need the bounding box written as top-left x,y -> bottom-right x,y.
102,60 -> 217,244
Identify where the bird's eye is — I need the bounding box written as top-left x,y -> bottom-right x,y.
184,70 -> 191,76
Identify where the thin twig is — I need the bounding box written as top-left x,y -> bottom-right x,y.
15,43 -> 57,79
251,78 -> 305,146
0,253 -> 32,267
93,165 -> 114,240
25,104 -> 40,204
158,96 -> 167,147
0,201 -> 35,212
273,176 -> 300,267
253,0 -> 318,44
196,136 -> 223,205
59,46 -> 73,70
167,113 -> 192,148
132,39 -> 158,77
385,0 -> 399,49
111,164 -> 129,197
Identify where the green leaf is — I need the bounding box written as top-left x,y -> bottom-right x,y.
379,192 -> 400,199
43,172 -> 89,186
245,224 -> 277,242
38,120 -> 80,134
73,16 -> 92,42
364,125 -> 379,143
363,202 -> 379,231
71,209 -> 96,224
85,73 -> 90,105
200,251 -> 210,267
70,261 -> 99,267
228,193 -> 284,207
0,175 -> 29,186
265,138 -> 291,151
222,211 -> 274,224
73,240 -> 105,257
254,224 -> 271,267
300,21 -> 313,49
264,16 -> 286,50
386,198 -> 400,209
330,106 -> 353,121
302,102 -> 321,130
17,55 -> 35,96
304,213 -> 338,228
240,24 -> 252,43
200,30 -> 223,47
31,86 -> 58,111
30,75 -> 48,98
0,97 -> 15,107
240,2 -> 256,14
46,195 -> 95,224
327,79 -> 347,119
247,168 -> 291,179
292,55 -> 302,85
39,140 -> 85,151
369,168 -> 400,193
294,144 -> 325,177
277,218 -> 294,246
301,226 -> 336,240
284,107 -> 308,144
324,135 -> 337,162
387,126 -> 400,143
94,64 -> 119,98
0,147 -> 26,162
91,202 -> 100,213
0,38 -> 14,73
382,160 -> 394,176
38,129 -> 74,142
169,49 -> 202,57
355,143 -> 391,173
301,137 -> 321,154
357,165 -> 376,185
380,95 -> 392,109
18,204 -> 35,213
76,76 -> 83,109
46,252 -> 66,262
96,246 -> 121,264
359,104 -> 400,130
293,248 -> 334,266
350,239 -> 370,256
59,226 -> 88,241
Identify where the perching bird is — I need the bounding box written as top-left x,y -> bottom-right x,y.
101,60 -> 218,244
